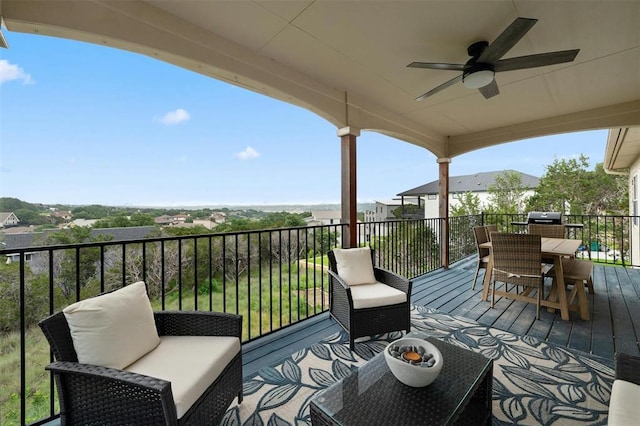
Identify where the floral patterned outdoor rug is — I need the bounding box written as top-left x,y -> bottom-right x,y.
222,306 -> 613,425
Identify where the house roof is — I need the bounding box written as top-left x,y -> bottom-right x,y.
310,210 -> 341,220
2,1 -> 639,161
605,127 -> 640,173
0,212 -> 17,222
398,170 -> 540,196
3,226 -> 157,250
375,199 -> 418,206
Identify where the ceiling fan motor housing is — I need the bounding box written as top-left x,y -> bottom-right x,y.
462,63 -> 495,88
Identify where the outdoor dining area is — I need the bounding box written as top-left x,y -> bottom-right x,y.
472,218 -> 594,322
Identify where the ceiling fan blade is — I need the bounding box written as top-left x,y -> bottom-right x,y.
478,80 -> 499,99
415,74 -> 463,101
478,17 -> 538,64
407,62 -> 465,71
494,49 -> 580,72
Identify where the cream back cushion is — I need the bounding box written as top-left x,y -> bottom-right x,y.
63,281 -> 160,369
332,247 -> 377,286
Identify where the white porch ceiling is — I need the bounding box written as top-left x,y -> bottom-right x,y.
1,0 -> 639,159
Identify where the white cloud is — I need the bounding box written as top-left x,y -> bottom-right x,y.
0,59 -> 34,85
235,146 -> 260,160
159,108 -> 190,125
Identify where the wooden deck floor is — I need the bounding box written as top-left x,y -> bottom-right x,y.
243,256 -> 640,377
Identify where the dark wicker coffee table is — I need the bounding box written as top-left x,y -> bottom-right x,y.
310,334 -> 493,425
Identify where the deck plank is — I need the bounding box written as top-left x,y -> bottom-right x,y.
241,258 -> 637,375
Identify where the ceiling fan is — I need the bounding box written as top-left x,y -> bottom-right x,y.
408,17 -> 579,101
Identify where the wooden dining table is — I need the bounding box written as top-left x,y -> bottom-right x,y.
479,237 -> 585,321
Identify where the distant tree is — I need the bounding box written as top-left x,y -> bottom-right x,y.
71,204 -> 118,219
30,228 -> 112,299
0,197 -> 39,212
583,163 -> 628,215
486,170 -> 528,214
525,156 -> 626,215
451,192 -> 482,216
92,212 -> 154,228
13,208 -> 48,226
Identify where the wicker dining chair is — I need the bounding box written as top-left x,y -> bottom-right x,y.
528,223 -> 568,265
327,247 -> 412,350
528,223 -> 566,238
485,224 -> 498,238
472,226 -> 491,290
490,233 -> 545,319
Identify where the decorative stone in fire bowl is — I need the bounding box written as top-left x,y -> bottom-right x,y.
384,337 -> 443,387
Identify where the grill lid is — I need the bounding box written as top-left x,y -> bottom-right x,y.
527,211 -> 562,224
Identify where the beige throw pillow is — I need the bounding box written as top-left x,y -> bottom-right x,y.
63,281 -> 160,369
332,247 -> 377,286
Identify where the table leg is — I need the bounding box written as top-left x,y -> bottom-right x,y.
481,255 -> 493,301
575,279 -> 590,320
553,256 -> 570,320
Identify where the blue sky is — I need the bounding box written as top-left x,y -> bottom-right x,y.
0,31 -> 608,207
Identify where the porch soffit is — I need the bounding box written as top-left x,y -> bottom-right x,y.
1,0 -> 640,159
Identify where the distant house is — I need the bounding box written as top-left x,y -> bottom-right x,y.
397,170 -> 540,218
210,212 -> 226,224
3,226 -> 157,264
68,218 -> 98,228
49,210 -> 73,221
154,214 -> 191,226
306,210 -> 342,226
0,212 -> 20,228
366,199 -> 420,222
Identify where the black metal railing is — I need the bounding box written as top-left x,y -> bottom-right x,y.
5,213 -> 634,424
481,213 -> 638,267
3,219 -> 452,425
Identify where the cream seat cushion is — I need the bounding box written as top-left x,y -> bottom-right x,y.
125,335 -> 241,419
350,282 -> 407,309
608,379 -> 640,425
333,248 -> 377,286
63,281 -> 160,369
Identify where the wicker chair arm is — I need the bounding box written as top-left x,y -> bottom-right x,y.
615,352 -> 640,385
46,361 -> 178,425
154,311 -> 242,338
374,267 -> 412,294
327,269 -> 350,291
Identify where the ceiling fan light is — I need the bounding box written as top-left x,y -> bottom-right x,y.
463,69 -> 495,89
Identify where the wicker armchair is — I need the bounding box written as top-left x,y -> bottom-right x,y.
490,233 -> 545,318
609,352 -> 640,424
39,308 -> 243,425
472,226 -> 491,290
328,248 -> 412,350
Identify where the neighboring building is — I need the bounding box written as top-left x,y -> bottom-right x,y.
210,212 -> 226,224
48,210 -> 73,221
305,210 -> 342,226
154,214 -> 191,226
397,170 -> 540,219
3,226 -> 157,264
604,127 -> 640,266
68,218 -> 99,228
367,199 -> 420,222
0,212 -> 20,228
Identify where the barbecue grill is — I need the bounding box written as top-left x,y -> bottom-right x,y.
511,212 -> 583,230
527,211 -> 562,225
